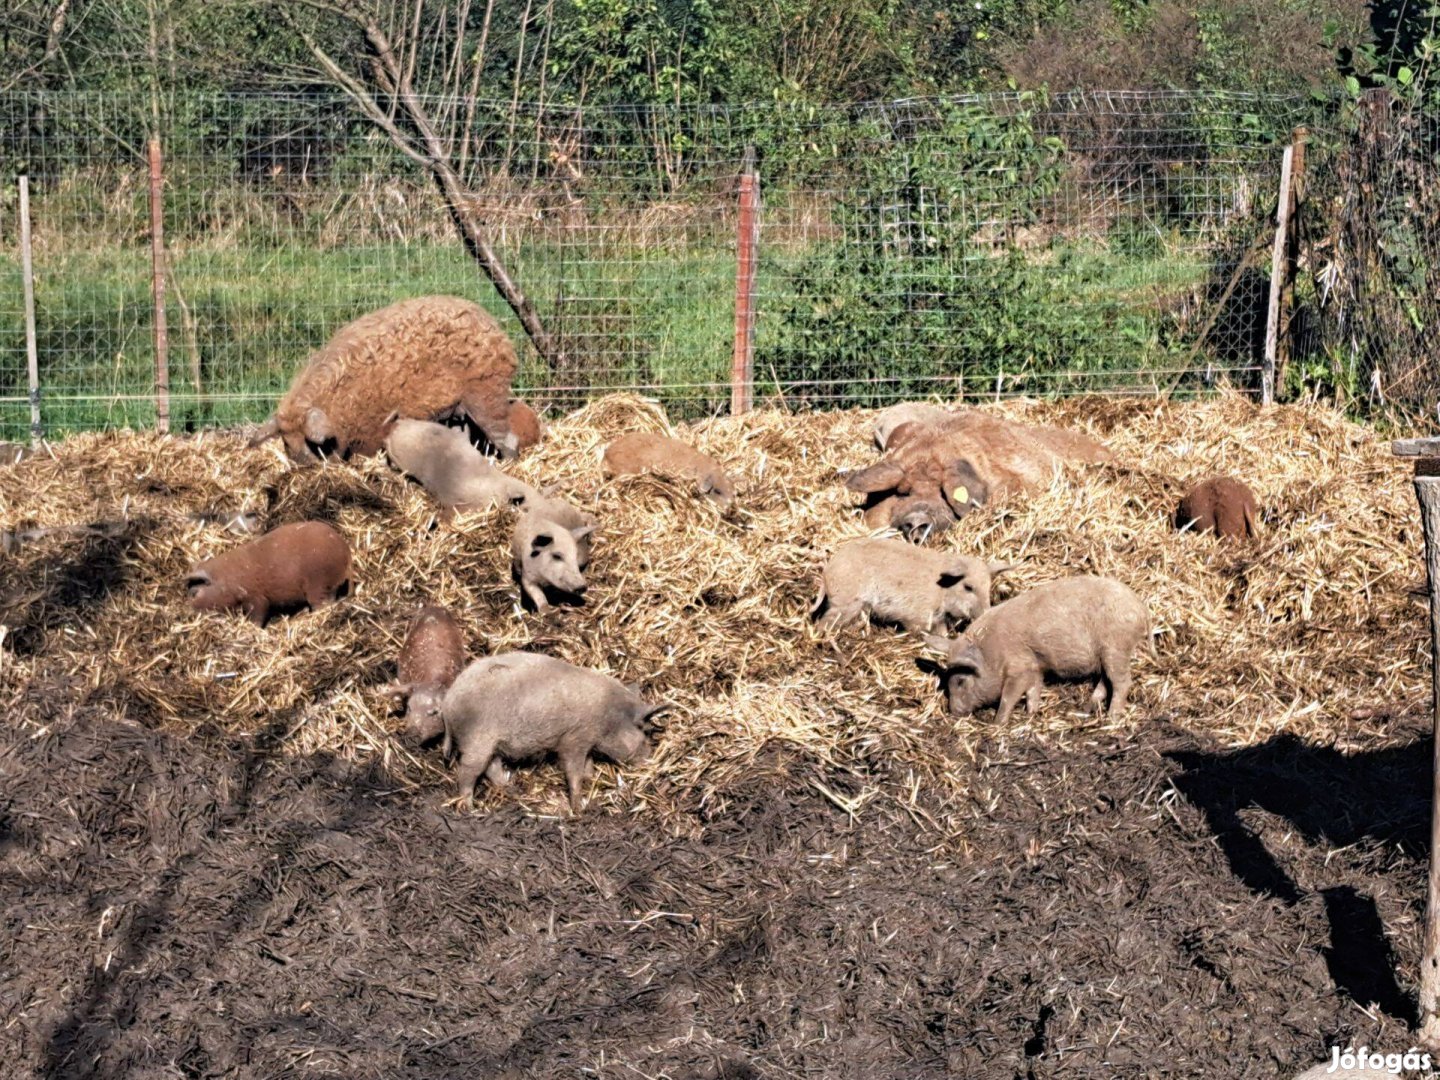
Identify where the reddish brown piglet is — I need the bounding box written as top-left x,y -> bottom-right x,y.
1175,476 -> 1260,540
385,605 -> 467,741
602,432 -> 737,509
186,521 -> 353,627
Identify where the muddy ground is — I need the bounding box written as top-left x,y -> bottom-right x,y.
0,687 -> 1428,1079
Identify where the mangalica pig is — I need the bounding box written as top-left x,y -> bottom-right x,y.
601,432 -> 737,509
186,521 -> 352,626
384,605 -> 466,741
848,411 -> 1111,539
248,295 -> 519,464
507,398 -> 543,453
924,575 -> 1149,723
812,538 -> 1011,634
511,511 -> 594,611
1175,475 -> 1260,540
384,418 -> 539,513
872,402 -> 958,450
440,651 -> 667,813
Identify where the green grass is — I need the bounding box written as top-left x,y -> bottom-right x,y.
0,237 -> 1214,440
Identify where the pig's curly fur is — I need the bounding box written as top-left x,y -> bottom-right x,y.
269,295 -> 518,462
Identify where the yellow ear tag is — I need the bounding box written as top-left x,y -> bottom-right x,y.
952,485 -> 969,504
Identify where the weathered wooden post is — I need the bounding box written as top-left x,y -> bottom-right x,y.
1393,435 -> 1440,1049
1261,142 -> 1296,406
147,137 -> 170,434
731,145 -> 759,415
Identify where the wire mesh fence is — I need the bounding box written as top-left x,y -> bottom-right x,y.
0,89 -> 1336,438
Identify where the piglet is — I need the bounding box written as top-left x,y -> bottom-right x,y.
813,538 -> 1010,634
924,575 -> 1149,724
384,605 -> 466,741
1175,475 -> 1259,540
186,520 -> 352,626
507,398 -> 543,454
602,432 -> 737,509
441,651 -> 667,812
511,510 -> 594,611
384,418 -> 539,513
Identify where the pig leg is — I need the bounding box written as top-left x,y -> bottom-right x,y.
305,581 -> 338,611
558,740 -> 593,815
1025,684 -> 1042,714
242,597 -> 269,627
521,580 -> 551,612
454,733 -> 499,808
819,599 -> 859,630
484,758 -> 510,787
1089,679 -> 1109,713
1101,652 -> 1133,717
994,674 -> 1033,727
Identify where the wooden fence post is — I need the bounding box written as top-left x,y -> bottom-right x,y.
148,137 -> 170,433
1392,437 -> 1440,1052
18,175 -> 41,446
731,146 -> 759,415
1276,126 -> 1308,396
1262,143 -> 1295,406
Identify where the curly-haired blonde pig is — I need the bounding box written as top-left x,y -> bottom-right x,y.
924,575 -> 1149,723
812,538 -> 1012,634
602,432 -> 736,509
441,651 -> 667,813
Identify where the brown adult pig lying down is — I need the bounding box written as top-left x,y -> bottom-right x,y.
848,411 -> 1111,540
441,652 -> 667,813
186,521 -> 352,627
924,575 -> 1150,724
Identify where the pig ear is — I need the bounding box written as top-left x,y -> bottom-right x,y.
950,643 -> 983,675
920,632 -> 954,657
302,407 -> 332,444
571,524 -> 595,540
637,701 -> 672,729
247,416 -> 280,447
941,460 -> 985,516
697,473 -> 716,494
846,460 -> 906,494
987,560 -> 1015,577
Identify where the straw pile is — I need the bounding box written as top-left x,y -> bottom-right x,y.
0,394 -> 1426,829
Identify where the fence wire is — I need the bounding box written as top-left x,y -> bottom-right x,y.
0,90 -> 1328,437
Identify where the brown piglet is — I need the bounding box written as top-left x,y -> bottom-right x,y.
1175,476 -> 1259,540
602,432 -> 737,509
186,521 -> 353,626
384,605 -> 467,741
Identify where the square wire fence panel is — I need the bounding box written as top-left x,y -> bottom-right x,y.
0,89 -> 1326,438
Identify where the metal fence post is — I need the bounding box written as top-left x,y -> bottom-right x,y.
148,136 -> 171,433
18,175 -> 41,446
731,146 -> 759,415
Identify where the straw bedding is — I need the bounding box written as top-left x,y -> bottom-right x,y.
0,392 -> 1427,820
0,393 -> 1432,1076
